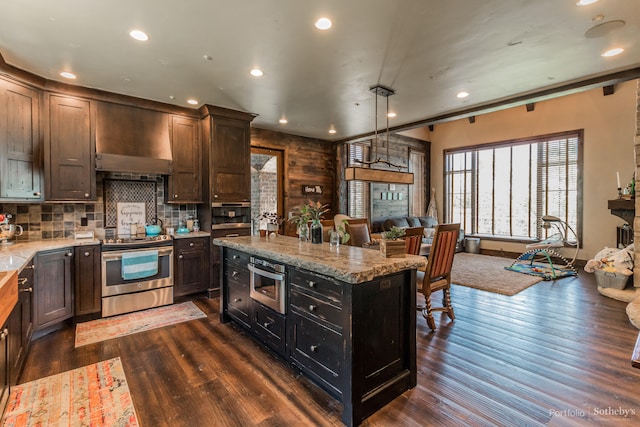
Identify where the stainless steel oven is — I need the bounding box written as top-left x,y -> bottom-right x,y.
248,256 -> 286,314
101,235 -> 173,317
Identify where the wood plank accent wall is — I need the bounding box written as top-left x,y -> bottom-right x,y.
250,128 -> 336,220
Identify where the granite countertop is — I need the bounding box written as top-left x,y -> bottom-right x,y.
213,235 -> 426,284
0,238 -> 101,272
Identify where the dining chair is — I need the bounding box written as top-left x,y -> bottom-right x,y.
416,223 -> 460,330
403,226 -> 424,256
344,218 -> 371,247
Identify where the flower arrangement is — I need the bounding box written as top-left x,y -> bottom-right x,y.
288,200 -> 329,225
256,211 -> 283,231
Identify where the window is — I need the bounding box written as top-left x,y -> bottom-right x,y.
444,130 -> 582,242
409,150 -> 426,217
348,143 -> 369,218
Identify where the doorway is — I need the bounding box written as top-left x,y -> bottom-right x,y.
251,147 -> 284,233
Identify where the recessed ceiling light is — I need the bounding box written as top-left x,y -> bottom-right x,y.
129,30 -> 149,41
602,47 -> 624,57
576,0 -> 598,6
329,128 -> 337,134
250,68 -> 264,77
187,99 -> 199,105
59,71 -> 76,79
279,118 -> 288,124
387,112 -> 397,118
457,91 -> 470,98
315,17 -> 332,30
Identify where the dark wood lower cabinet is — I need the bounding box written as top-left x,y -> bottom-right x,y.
8,260 -> 34,386
174,237 -> 210,297
34,248 -> 73,334
74,245 -> 101,318
220,248 -> 416,426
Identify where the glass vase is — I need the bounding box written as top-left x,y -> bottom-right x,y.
298,223 -> 310,242
310,219 -> 323,244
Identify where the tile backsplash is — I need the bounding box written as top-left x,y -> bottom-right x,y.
0,172 -> 198,242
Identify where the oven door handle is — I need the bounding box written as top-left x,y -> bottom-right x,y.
102,246 -> 173,262
248,264 -> 285,281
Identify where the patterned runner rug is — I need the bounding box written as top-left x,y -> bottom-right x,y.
75,301 -> 207,347
1,357 -> 139,427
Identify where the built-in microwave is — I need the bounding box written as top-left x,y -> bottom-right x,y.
248,256 -> 286,314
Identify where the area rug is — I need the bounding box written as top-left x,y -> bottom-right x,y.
75,301 -> 207,347
1,357 -> 139,427
451,253 -> 543,296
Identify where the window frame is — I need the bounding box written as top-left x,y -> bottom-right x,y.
443,129 -> 583,244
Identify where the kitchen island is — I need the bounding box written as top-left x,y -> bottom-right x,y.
213,235 -> 426,426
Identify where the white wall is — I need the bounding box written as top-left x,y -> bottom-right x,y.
427,80 -> 638,259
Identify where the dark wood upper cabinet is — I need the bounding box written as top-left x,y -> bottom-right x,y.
166,115 -> 202,203
44,94 -> 96,201
210,116 -> 252,202
0,77 -> 42,201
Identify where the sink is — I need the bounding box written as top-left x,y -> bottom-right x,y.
0,254 -> 27,271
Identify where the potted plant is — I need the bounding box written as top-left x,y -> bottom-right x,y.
290,201 -> 328,244
380,226 -> 406,258
288,205 -> 312,242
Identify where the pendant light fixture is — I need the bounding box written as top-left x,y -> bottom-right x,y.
344,84 -> 414,184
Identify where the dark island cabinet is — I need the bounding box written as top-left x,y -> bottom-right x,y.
74,244 -> 101,317
34,248 -> 74,333
8,259 -> 34,386
222,248 -> 251,328
166,116 -> 202,203
220,246 -> 417,426
0,77 -> 42,201
174,236 -> 210,296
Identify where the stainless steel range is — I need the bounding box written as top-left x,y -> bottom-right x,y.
101,234 -> 173,317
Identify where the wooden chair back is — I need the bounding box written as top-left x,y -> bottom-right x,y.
424,223 -> 460,283
345,218 -> 371,247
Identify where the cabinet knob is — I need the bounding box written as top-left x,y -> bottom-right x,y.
263,322 -> 273,328
0,328 -> 8,340
308,304 -> 317,312
232,271 -> 238,277
189,242 -> 194,247
84,193 -> 89,198
66,251 -> 73,257
33,192 -> 41,196
233,298 -> 242,303
309,345 -> 318,353
232,255 -> 239,260
214,194 -> 219,198
174,194 -> 179,199
84,251 -> 90,257
178,254 -> 183,260
18,278 -> 28,285
20,287 -> 33,293
25,264 -> 35,270
308,281 -> 316,288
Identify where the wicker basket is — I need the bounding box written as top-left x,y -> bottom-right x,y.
594,269 -> 631,289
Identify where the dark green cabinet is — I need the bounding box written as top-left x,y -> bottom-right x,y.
0,77 -> 42,201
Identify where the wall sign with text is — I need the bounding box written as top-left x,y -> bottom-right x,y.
302,185 -> 323,195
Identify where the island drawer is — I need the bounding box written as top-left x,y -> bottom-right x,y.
289,268 -> 343,304
174,237 -> 208,251
224,249 -> 251,268
252,302 -> 286,357
289,312 -> 342,395
227,281 -> 251,326
290,288 -> 342,330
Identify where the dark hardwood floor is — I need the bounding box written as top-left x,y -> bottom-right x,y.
19,272 -> 640,426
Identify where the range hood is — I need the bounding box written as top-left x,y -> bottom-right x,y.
95,101 -> 173,175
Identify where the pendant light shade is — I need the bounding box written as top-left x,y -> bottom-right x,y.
345,84 -> 414,184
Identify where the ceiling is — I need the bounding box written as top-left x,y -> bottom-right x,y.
1,0 -> 639,141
